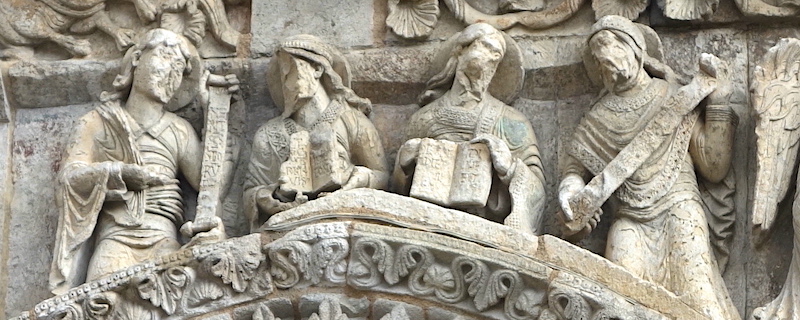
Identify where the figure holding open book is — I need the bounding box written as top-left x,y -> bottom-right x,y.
393,23 -> 546,235
243,35 -> 390,231
557,16 -> 739,319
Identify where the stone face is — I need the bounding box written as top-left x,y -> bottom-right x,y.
250,0 -> 375,57
2,1 -> 800,319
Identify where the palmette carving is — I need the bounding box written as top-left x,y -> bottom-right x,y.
200,238 -> 264,293
385,0 -> 585,39
134,267 -> 193,315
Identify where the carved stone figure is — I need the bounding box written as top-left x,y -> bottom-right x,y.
751,38 -> 800,320
49,28 -> 238,295
0,0 -> 138,58
0,0 -> 241,59
243,35 -> 390,231
393,23 -> 546,235
557,16 -> 740,319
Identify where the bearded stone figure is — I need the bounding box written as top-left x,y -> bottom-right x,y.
243,35 -> 390,232
557,15 -> 740,319
49,28 -> 238,295
393,23 -> 546,235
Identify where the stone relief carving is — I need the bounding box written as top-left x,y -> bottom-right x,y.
13,191 -> 712,319
751,37 -> 800,320
0,0 -> 241,59
385,0 -> 723,40
393,23 -> 546,235
557,15 -> 739,319
0,0 -> 135,58
243,35 -> 390,232
735,0 -> 800,17
386,0 -> 584,39
48,28 -> 240,296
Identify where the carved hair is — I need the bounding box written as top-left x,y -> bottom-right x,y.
278,35 -> 373,115
587,15 -> 684,85
420,23 -> 506,106
101,29 -> 195,102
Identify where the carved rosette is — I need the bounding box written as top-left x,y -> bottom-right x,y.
14,206 -> 703,320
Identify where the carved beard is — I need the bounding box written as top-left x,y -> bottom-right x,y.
458,60 -> 495,101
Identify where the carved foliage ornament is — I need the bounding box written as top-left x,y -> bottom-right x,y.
386,0 -> 585,39
385,0 -> 722,39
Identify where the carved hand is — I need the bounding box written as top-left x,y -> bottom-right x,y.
198,70 -> 241,108
181,216 -> 227,248
699,53 -> 732,104
256,185 -> 308,215
396,138 -> 422,172
471,134 -> 514,177
341,166 -> 373,190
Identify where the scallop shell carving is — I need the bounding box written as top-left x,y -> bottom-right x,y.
593,0 -> 649,20
387,0 -> 441,39
659,0 -> 719,20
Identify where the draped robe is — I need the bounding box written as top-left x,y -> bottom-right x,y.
50,100 -> 195,294
565,78 -> 740,319
402,94 -> 546,234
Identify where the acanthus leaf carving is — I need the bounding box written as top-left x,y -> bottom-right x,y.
473,269 -> 522,312
134,266 -> 194,315
349,237 -> 395,288
200,239 -> 263,293
309,298 -> 350,320
266,223 -> 351,288
547,287 -> 591,320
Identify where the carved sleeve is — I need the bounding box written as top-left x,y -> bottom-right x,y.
177,117 -> 204,191
689,105 -> 738,183
346,110 -> 390,190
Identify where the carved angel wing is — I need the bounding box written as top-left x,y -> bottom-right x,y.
752,38 -> 800,239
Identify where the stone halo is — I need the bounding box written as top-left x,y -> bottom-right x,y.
427,28 -> 525,105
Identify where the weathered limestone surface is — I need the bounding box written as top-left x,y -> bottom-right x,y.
251,0 -> 375,57
4,0 -> 800,318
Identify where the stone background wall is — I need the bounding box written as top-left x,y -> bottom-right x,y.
1,0 -> 799,318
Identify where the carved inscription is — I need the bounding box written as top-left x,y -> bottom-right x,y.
280,131 -> 314,193
196,86 -> 231,221
279,129 -> 354,196
410,138 -> 492,207
309,127 -> 353,194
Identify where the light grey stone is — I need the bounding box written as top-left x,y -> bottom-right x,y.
5,104 -> 93,318
8,60 -> 118,109
299,294 -> 369,319
372,300 -> 423,320
251,0 -> 375,57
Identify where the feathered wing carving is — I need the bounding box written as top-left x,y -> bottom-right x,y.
752,38 -> 800,242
